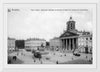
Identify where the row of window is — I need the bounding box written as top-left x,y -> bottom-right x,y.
78,37 -> 92,41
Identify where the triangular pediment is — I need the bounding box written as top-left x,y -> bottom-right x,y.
60,31 -> 79,38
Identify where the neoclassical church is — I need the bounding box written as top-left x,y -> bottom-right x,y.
59,17 -> 79,52
50,16 -> 92,53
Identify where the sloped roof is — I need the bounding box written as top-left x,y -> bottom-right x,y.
26,38 -> 46,41
60,31 -> 79,38
8,37 -> 16,40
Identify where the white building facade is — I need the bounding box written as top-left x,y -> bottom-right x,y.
49,37 -> 62,50
25,38 -> 46,50
8,37 -> 16,51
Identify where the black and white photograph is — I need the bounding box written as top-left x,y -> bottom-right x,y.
7,8 -> 94,64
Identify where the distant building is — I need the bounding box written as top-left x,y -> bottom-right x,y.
25,38 -> 46,50
49,37 -> 62,50
8,37 -> 16,51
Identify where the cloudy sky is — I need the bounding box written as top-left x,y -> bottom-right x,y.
7,8 -> 92,41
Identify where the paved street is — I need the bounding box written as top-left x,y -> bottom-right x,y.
8,49 -> 92,64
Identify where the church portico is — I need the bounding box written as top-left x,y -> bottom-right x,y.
61,37 -> 78,52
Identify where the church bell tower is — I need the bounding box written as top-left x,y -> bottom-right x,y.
67,16 -> 76,32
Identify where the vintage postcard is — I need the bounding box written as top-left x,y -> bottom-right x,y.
3,3 -> 96,68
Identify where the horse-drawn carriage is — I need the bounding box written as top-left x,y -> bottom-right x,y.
32,50 -> 42,59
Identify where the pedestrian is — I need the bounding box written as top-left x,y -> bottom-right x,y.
23,53 -> 25,56
21,52 -> 22,55
91,57 -> 93,60
34,60 -> 36,62
72,57 -> 73,60
41,61 -> 42,64
39,58 -> 41,61
8,59 -> 12,64
13,56 -> 17,61
17,53 -> 18,56
86,56 -> 87,59
56,61 -> 58,64
88,59 -> 91,62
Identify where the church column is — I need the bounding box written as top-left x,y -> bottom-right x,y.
72,38 -> 75,51
66,39 -> 67,50
76,38 -> 78,49
64,39 -> 66,50
62,39 -> 65,49
62,39 -> 64,49
69,39 -> 71,50
63,39 -> 64,49
67,39 -> 69,50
